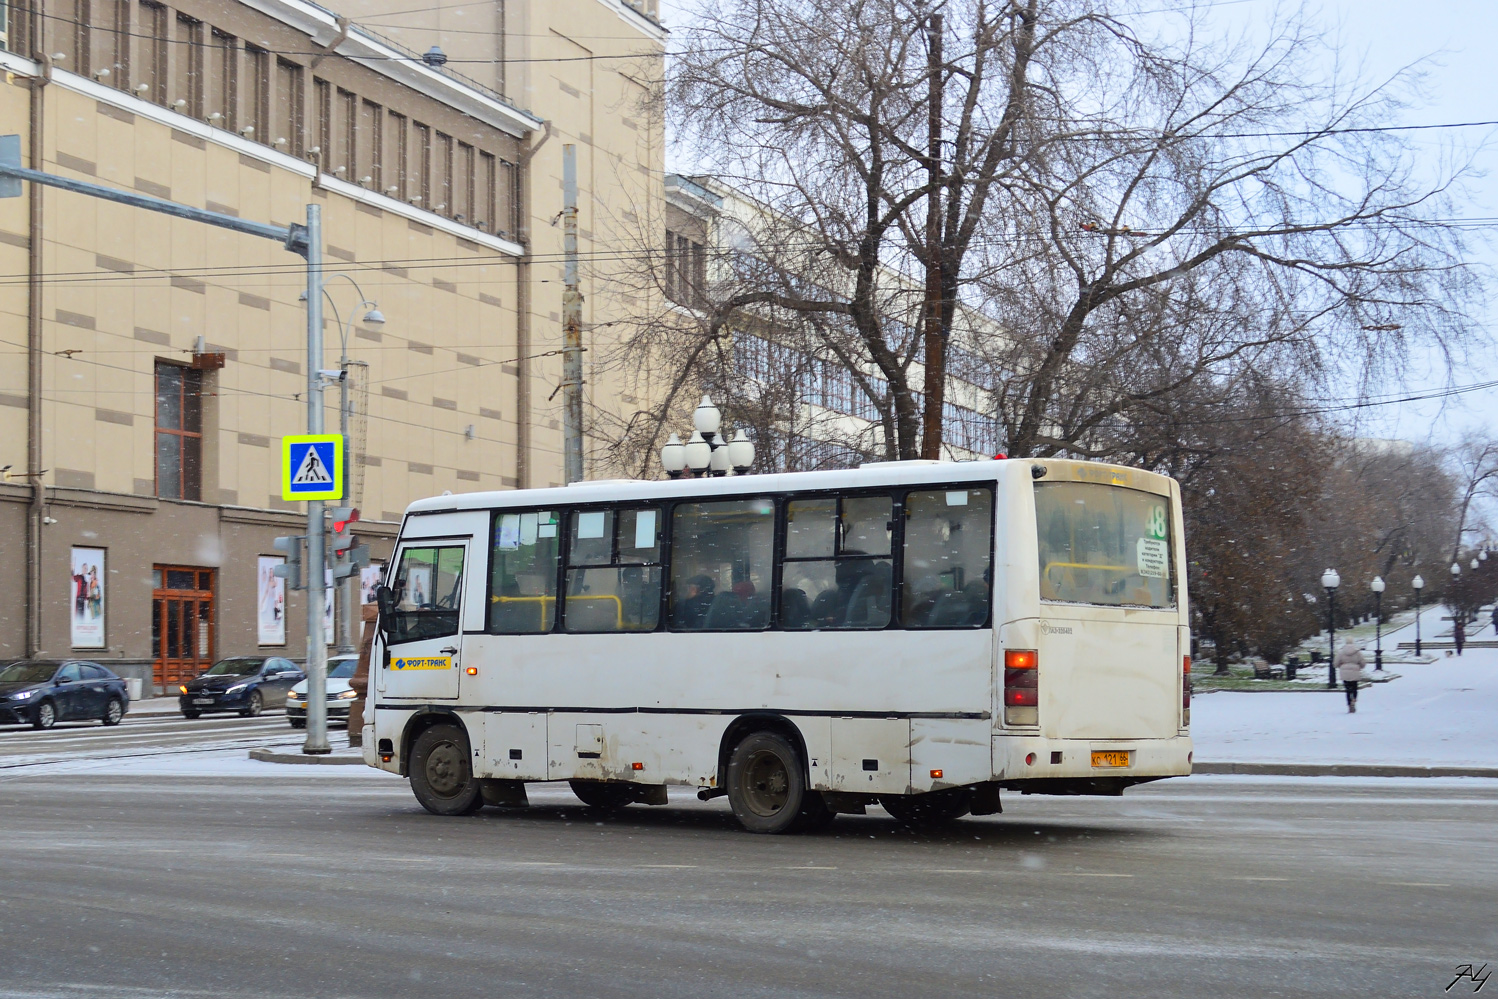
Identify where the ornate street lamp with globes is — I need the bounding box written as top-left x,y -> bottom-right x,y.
1370,576 -> 1385,671
659,396 -> 756,478
1321,568 -> 1340,689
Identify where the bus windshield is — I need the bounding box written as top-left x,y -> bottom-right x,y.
1035,482 -> 1174,608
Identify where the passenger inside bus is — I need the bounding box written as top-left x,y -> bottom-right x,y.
669,498 -> 774,630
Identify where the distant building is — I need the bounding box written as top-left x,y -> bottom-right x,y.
0,0 -> 665,688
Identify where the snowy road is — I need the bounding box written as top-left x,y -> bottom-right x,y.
1193,605 -> 1498,767
0,770 -> 1493,998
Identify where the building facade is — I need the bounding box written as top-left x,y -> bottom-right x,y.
0,0 -> 665,690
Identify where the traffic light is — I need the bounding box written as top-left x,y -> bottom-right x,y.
272,535 -> 304,590
330,507 -> 369,580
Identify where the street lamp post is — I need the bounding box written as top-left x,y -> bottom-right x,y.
1451,561 -> 1463,650
1321,568 -> 1340,689
1412,574 -> 1424,656
1370,576 -> 1385,671
659,396 -> 756,478
307,276 -> 384,654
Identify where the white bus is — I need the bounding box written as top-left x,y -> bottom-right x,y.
363,457 -> 1193,833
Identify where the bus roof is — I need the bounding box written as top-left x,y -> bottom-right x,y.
402,457 -> 1176,518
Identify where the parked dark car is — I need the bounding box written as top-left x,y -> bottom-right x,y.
0,659 -> 131,729
179,657 -> 302,718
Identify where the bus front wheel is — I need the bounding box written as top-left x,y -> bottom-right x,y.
727,731 -> 811,834
409,723 -> 485,816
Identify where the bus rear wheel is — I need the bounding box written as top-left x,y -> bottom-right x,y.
569,780 -> 636,811
409,723 -> 484,816
727,731 -> 812,834
880,788 -> 973,827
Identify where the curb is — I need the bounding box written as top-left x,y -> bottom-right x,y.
248,748 -> 366,766
1194,762 -> 1498,779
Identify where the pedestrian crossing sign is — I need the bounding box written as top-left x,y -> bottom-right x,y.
281,435 -> 344,501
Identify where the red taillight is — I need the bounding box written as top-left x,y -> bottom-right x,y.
1004,649 -> 1038,706
1183,655 -> 1192,725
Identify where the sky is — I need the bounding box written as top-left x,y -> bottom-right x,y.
656,0 -> 1498,456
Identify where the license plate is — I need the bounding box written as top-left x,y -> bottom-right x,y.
192,698 -> 214,705
1091,750 -> 1131,768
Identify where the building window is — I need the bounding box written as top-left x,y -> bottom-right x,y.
336,87 -> 356,178
73,0 -> 92,77
359,99 -> 382,187
209,29 -> 236,129
176,15 -> 204,118
313,77 -> 331,166
479,151 -> 496,232
455,141 -> 475,223
276,59 -> 304,155
666,230 -> 707,307
155,361 -> 202,501
245,44 -> 269,142
434,131 -> 453,214
414,123 -> 431,206
386,111 -> 407,199
139,1 -> 167,104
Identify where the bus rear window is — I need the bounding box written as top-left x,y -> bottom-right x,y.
1035,483 -> 1174,608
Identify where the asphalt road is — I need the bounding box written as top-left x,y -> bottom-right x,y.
0,766 -> 1492,998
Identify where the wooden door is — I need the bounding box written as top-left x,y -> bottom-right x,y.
152,566 -> 215,689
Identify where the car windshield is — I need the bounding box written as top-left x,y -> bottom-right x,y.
328,659 -> 357,679
0,662 -> 59,683
203,659 -> 262,676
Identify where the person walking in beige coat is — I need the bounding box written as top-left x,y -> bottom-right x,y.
1334,638 -> 1367,713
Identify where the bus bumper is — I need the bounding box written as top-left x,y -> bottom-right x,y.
993,734 -> 1192,785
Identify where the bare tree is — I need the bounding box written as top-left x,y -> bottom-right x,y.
1448,432 -> 1498,558
664,0 -> 1481,463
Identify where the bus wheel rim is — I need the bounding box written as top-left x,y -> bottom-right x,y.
742,749 -> 790,816
426,741 -> 466,797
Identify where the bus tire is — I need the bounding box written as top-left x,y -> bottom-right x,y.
880,788 -> 973,827
726,731 -> 810,835
409,722 -> 485,816
569,780 -> 635,811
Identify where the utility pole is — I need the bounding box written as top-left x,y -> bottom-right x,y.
561,143 -> 584,484
302,203 -> 330,755
919,12 -> 945,461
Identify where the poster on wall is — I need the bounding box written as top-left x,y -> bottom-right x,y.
360,563 -> 386,607
257,556 -> 286,646
325,568 -> 336,646
70,547 -> 106,649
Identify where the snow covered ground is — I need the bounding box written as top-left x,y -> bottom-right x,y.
1192,605 -> 1498,767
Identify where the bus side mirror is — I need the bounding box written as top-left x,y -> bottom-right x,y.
376,585 -> 397,635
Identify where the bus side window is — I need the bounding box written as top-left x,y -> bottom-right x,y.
781,494 -> 893,630
489,510 -> 560,633
563,507 -> 663,633
902,488 -> 993,628
669,499 -> 774,631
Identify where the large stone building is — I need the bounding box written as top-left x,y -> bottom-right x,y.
0,0 -> 665,690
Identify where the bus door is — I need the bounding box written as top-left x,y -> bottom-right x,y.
379,522 -> 484,701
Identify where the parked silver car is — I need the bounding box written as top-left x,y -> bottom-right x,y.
285,655 -> 359,729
